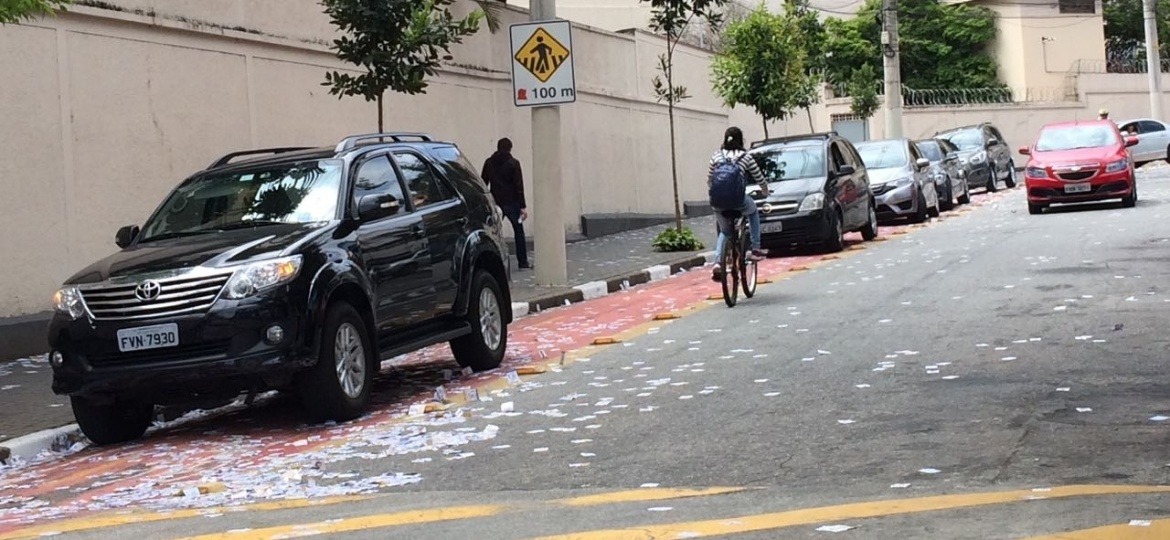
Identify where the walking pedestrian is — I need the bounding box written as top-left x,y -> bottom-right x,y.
482,137 -> 530,269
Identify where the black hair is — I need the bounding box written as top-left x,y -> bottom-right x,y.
722,127 -> 745,151
497,137 -> 513,152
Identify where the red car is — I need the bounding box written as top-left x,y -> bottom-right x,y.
1019,119 -> 1140,215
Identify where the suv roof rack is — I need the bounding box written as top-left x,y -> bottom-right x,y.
335,132 -> 433,152
209,147 -> 313,169
750,131 -> 838,149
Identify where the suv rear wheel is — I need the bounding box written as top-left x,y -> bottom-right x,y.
824,209 -> 845,252
860,201 -> 878,241
451,269 -> 507,372
1005,166 -> 1018,188
71,395 -> 153,445
298,302 -> 375,423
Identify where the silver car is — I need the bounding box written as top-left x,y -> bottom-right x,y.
857,138 -> 940,224
1116,118 -> 1170,166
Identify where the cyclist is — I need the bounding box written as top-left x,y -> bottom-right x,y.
709,127 -> 769,281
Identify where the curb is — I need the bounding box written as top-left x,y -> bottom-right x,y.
0,423 -> 81,465
521,251 -> 714,315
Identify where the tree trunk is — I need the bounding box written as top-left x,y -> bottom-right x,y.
667,46 -> 683,233
762,117 -> 769,139
377,93 -> 384,132
806,107 -> 814,133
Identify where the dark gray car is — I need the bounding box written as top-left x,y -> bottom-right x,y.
914,138 -> 970,211
934,123 -> 1017,193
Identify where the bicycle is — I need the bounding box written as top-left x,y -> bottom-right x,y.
718,209 -> 758,308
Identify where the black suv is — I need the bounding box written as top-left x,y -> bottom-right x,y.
47,133 -> 513,445
934,123 -> 1017,192
748,132 -> 878,252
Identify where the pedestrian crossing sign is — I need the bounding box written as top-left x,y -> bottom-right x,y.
514,27 -> 569,83
510,20 -> 576,107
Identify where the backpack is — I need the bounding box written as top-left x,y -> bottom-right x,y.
708,151 -> 747,209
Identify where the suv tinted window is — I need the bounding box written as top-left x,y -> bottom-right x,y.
431,145 -> 485,185
354,155 -> 406,204
939,129 -> 984,151
916,141 -> 943,161
394,151 -> 454,208
751,142 -> 826,181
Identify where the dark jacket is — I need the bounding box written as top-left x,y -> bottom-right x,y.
481,151 -> 526,209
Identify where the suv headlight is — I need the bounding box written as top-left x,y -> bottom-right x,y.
224,256 -> 303,300
51,286 -> 86,320
895,176 -> 914,186
1104,159 -> 1127,173
799,192 -> 825,212
969,151 -> 987,164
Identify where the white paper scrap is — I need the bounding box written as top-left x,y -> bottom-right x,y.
816,525 -> 855,533
918,468 -> 941,474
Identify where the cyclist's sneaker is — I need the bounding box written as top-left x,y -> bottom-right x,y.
749,249 -> 767,261
711,263 -> 723,281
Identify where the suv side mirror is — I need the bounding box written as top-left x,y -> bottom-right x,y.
358,193 -> 401,221
1017,146 -> 1030,155
115,225 -> 139,249
836,164 -> 856,176
986,137 -> 999,148
1125,135 -> 1140,147
915,158 -> 930,170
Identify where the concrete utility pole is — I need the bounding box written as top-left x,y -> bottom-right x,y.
881,0 -> 903,139
1143,0 -> 1164,120
530,0 -> 567,287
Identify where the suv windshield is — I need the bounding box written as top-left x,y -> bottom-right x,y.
937,129 -> 983,150
915,141 -> 944,161
1035,124 -> 1119,152
751,143 -> 826,182
856,141 -> 909,169
140,159 -> 344,242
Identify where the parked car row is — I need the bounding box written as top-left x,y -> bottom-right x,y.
744,122 -> 1018,253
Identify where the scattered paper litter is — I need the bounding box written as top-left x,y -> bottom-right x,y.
1076,407 -> 1093,413
1130,520 -> 1152,527
816,525 -> 855,533
640,483 -> 660,488
918,468 -> 941,474
1057,387 -> 1071,392
1150,416 -> 1170,422
837,419 -> 856,425
890,483 -> 911,488
647,507 -> 673,512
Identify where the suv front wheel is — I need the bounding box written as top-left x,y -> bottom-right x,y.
451,269 -> 508,372
298,302 -> 375,423
71,395 -> 153,445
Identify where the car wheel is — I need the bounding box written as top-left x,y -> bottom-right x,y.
451,269 -> 508,372
957,180 -> 971,205
1122,181 -> 1137,208
860,201 -> 878,241
1028,203 -> 1045,215
986,172 -> 998,193
912,191 -> 929,223
71,395 -> 153,446
927,186 -> 941,218
1005,165 -> 1018,188
939,182 -> 955,211
823,209 -> 845,252
1164,144 -> 1170,164
298,301 -> 375,423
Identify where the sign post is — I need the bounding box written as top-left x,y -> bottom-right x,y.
510,15 -> 573,287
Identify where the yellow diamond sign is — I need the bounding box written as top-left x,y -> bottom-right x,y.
514,27 -> 570,83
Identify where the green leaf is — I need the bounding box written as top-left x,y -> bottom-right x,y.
0,0 -> 70,24
651,226 -> 705,252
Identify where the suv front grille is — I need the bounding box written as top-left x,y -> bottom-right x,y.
79,271 -> 233,321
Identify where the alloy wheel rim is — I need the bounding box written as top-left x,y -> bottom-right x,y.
334,322 -> 366,399
479,288 -> 503,351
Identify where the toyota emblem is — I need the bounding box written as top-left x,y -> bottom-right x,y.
135,280 -> 162,302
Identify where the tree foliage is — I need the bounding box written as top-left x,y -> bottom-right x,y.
710,3 -> 807,137
847,64 -> 879,119
1103,0 -> 1170,60
822,0 -> 1000,91
0,0 -> 70,24
642,0 -> 727,236
321,0 -> 495,131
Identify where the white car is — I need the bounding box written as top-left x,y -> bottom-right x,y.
1116,118 -> 1170,166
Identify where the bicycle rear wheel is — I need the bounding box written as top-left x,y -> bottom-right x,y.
721,231 -> 740,307
739,221 -> 758,298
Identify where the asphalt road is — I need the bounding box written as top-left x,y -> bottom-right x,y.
4,166 -> 1170,539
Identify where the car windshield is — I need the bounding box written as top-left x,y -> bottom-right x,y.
856,141 -> 909,169
1034,124 -> 1119,152
140,159 -> 344,242
938,129 -> 983,150
751,143 -> 826,181
915,141 -> 944,161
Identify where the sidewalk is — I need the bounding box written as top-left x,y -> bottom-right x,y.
0,216 -> 720,451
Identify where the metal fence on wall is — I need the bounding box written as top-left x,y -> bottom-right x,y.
829,83 -> 1077,107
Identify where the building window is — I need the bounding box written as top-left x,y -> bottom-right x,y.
1058,0 -> 1095,14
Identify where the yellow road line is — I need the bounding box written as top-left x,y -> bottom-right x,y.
532,485 -> 1170,540
173,504 -> 505,540
0,496 -> 371,540
1020,519 -> 1170,539
557,487 -> 748,506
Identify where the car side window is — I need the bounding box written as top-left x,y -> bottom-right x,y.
829,142 -> 848,171
845,143 -> 864,168
989,126 -> 1006,143
908,143 -> 921,161
393,151 -> 455,209
353,155 -> 407,207
1120,122 -> 1139,134
1139,120 -> 1165,133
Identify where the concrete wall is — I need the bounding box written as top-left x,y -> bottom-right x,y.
987,0 -> 1107,91
0,0 -> 731,321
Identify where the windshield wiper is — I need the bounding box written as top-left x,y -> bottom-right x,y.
138,230 -> 218,243
215,220 -> 288,231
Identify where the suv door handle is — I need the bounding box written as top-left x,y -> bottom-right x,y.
410,224 -> 425,239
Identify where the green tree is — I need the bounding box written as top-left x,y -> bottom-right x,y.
710,3 -> 807,138
822,0 -> 1000,93
321,0 -> 501,132
642,0 -> 727,248
847,64 -> 879,119
785,0 -> 826,131
1103,0 -> 1170,65
0,0 -> 70,24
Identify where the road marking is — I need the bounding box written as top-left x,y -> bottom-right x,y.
557,487 -> 748,506
1020,518 -> 1170,539
531,485 -> 1170,540
173,504 -> 505,540
0,496 -> 371,540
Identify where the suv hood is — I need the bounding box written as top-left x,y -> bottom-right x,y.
1029,146 -> 1123,165
65,223 -> 330,285
751,176 -> 823,200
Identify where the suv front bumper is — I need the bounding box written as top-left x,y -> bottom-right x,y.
874,183 -> 922,221
758,209 -> 835,249
49,295 -> 313,400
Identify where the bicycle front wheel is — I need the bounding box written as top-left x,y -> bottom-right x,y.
721,234 -> 739,307
740,229 -> 758,298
